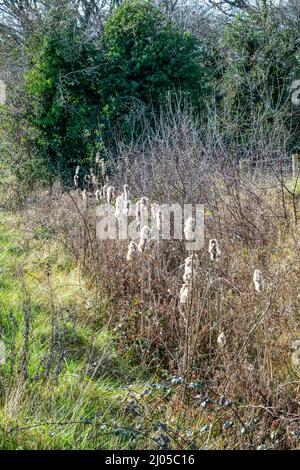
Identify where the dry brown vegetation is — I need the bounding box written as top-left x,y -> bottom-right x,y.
20,108 -> 300,449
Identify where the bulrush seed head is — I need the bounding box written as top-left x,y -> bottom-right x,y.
156,209 -> 163,232
74,174 -> 79,189
123,184 -> 129,200
180,283 -> 191,304
126,241 -> 139,262
139,225 -> 151,253
209,239 -> 221,261
123,199 -> 131,216
102,184 -> 108,200
291,339 -> 300,351
95,189 -> 102,201
115,194 -> 124,219
183,254 -> 199,282
107,186 -> 115,204
291,351 -> 300,366
101,159 -> 106,177
217,332 -> 226,347
253,269 -> 264,292
184,217 -> 195,241
136,198 -> 149,226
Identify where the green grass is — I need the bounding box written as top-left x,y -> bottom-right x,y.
0,213 -> 218,450
0,213 -> 157,449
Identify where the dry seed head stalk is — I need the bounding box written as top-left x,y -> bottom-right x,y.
102,184 -> 108,200
183,254 -> 199,282
126,241 -> 139,262
115,194 -> 124,218
180,283 -> 191,304
184,217 -> 195,241
95,189 -> 102,201
291,339 -> 300,366
107,186 -> 115,204
217,332 -> 226,347
253,269 -> 264,292
74,174 -> 79,189
156,209 -> 163,232
101,159 -> 106,177
84,174 -> 91,186
123,184 -> 129,200
90,169 -> 97,186
139,225 -> 151,253
123,199 -> 131,216
208,239 -> 221,261
136,197 -> 149,225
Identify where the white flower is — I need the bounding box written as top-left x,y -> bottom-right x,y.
217,332 -> 226,347
208,239 -> 221,261
253,269 -> 264,292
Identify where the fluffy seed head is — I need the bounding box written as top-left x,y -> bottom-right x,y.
107,186 -> 115,204
291,339 -> 300,351
138,225 -> 151,252
74,174 -> 79,189
184,217 -> 195,241
180,283 -> 190,304
183,254 -> 199,282
101,160 -> 106,177
156,209 -> 163,232
217,332 -> 226,347
123,184 -> 129,199
291,351 -> 300,366
140,225 -> 151,240
209,239 -> 221,261
126,241 -> 139,262
95,189 -> 102,201
253,269 -> 264,292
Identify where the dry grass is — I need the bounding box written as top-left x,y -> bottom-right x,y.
12,105 -> 300,448
21,144 -> 300,449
